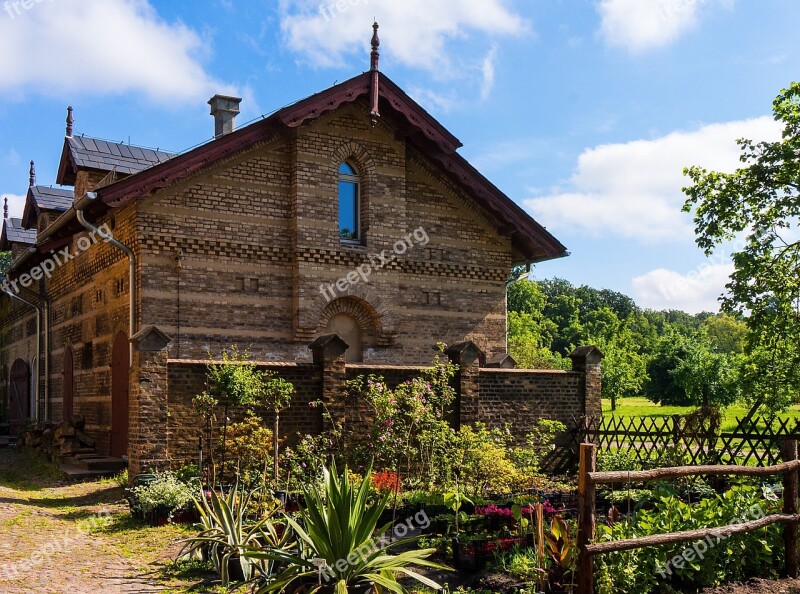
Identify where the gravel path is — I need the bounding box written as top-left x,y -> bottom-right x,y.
0,448 -> 199,594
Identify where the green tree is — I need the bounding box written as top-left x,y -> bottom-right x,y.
0,250 -> 10,274
683,82 -> 800,411
700,313 -> 748,354
582,307 -> 647,410
671,337 -> 740,408
644,334 -> 691,406
508,311 -> 569,370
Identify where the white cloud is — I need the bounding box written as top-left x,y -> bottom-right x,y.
525,117 -> 781,243
597,0 -> 727,53
0,0 -> 233,102
480,46 -> 498,101
632,261 -> 734,313
407,86 -> 457,114
279,0 -> 527,74
1,194 -> 26,220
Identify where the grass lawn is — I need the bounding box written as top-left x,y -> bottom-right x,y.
603,396 -> 800,432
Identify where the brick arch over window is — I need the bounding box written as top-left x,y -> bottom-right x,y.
331,142 -> 376,242
318,296 -> 382,339
310,284 -> 398,347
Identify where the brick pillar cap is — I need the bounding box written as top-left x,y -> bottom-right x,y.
131,325 -> 173,352
569,345 -> 604,364
308,334 -> 349,359
486,353 -> 517,369
445,341 -> 485,366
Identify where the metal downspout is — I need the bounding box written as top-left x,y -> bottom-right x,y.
74,192 -> 136,365
1,279 -> 41,422
17,286 -> 49,421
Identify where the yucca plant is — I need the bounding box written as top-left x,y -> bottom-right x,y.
246,463 -> 449,593
179,484 -> 290,586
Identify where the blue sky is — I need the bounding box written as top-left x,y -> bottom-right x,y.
1,0 -> 797,313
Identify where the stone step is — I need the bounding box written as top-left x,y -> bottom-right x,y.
59,463 -> 122,481
0,435 -> 19,448
72,451 -> 102,459
75,457 -> 127,472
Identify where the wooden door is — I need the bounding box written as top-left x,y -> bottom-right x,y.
110,332 -> 129,457
63,347 -> 74,422
9,359 -> 30,436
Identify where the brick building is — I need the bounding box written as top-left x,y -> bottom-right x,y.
0,26 -> 600,473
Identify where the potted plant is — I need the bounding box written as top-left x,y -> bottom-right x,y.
131,472 -> 195,526
245,463 -> 450,593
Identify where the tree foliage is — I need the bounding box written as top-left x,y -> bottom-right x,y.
508,277 -> 761,410
0,250 -> 10,274
683,81 -> 800,411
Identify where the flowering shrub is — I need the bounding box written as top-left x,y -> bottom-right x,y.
345,344 -> 458,486
218,413 -> 274,486
132,472 -> 194,516
372,470 -> 401,494
474,504 -> 514,518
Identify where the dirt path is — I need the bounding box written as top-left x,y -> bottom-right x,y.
0,448 -> 208,594
702,578 -> 800,594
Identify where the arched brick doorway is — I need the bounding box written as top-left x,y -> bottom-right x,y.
326,313 -> 363,363
318,296 -> 381,363
110,332 -> 129,457
9,359 -> 30,436
63,347 -> 74,422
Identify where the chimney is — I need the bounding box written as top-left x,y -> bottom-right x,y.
208,94 -> 241,137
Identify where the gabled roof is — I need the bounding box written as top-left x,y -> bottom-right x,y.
21,185 -> 73,229
1,218 -> 36,250
56,135 -> 175,185
92,71 -> 567,263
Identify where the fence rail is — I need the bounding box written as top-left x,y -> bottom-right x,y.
576,440 -> 800,594
543,413 -> 800,473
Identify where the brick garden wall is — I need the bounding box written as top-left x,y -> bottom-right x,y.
162,360 -> 324,469
475,369 -> 586,434
146,343 -> 602,474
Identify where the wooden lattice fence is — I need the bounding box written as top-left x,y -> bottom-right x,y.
542,413 -> 800,474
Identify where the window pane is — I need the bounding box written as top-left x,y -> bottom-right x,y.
339,180 -> 358,240
338,162 -> 356,175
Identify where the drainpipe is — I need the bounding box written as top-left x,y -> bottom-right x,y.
0,278 -> 41,422
17,286 -> 49,421
75,192 -> 136,364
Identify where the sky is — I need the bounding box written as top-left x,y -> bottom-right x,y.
0,0 -> 797,314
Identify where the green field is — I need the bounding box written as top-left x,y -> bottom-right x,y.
602,397 -> 800,432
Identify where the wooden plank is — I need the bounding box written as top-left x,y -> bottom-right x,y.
590,460 -> 800,484
782,440 -> 798,579
586,514 -> 800,555
577,443 -> 597,594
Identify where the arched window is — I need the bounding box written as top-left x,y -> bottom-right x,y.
338,162 -> 360,242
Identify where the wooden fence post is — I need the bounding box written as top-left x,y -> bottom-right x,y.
782,439 -> 798,578
578,443 -> 597,594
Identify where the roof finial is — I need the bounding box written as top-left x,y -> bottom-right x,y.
3,197 -> 7,220
370,21 -> 380,72
29,160 -> 35,187
369,21 -> 381,127
66,106 -> 74,137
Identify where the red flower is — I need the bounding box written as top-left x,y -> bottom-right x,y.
372,470 -> 401,494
